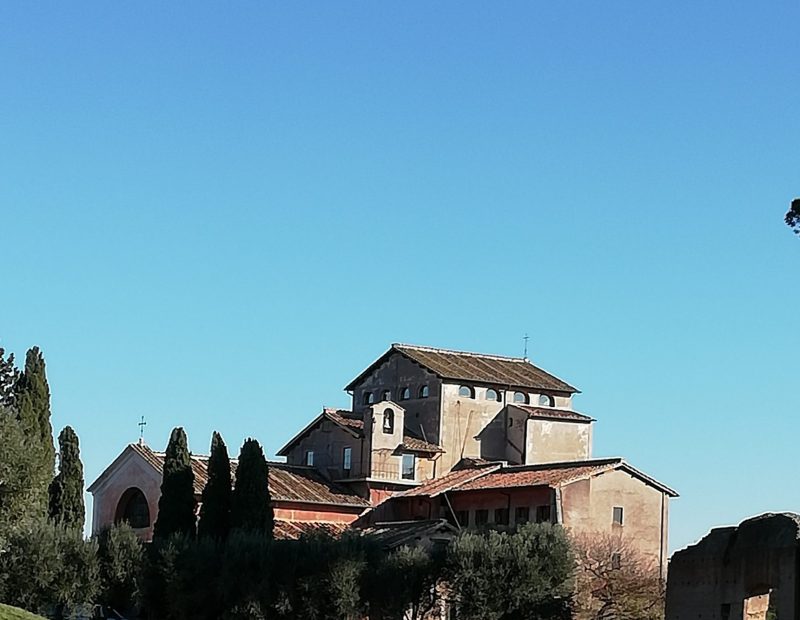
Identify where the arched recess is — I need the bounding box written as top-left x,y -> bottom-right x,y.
115,487 -> 151,529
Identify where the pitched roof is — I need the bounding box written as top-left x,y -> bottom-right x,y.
345,343 -> 578,393
398,458 -> 679,498
360,519 -> 458,549
277,407 -> 444,456
273,519 -> 350,540
105,443 -> 370,508
509,404 -> 594,424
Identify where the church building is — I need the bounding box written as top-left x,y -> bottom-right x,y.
89,343 -> 676,571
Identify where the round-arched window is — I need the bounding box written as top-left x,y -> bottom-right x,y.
363,391 -> 375,405
485,388 -> 500,402
458,385 -> 474,399
538,394 -> 554,407
115,487 -> 150,529
513,391 -> 529,404
419,385 -> 429,398
381,390 -> 391,401
400,387 -> 411,401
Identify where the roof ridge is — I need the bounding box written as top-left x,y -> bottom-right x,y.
393,343 -> 527,363
502,457 -> 623,472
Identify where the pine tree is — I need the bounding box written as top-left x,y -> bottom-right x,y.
230,438 -> 273,537
14,346 -> 55,515
153,427 -> 196,541
48,426 -> 85,529
0,346 -> 20,409
198,431 -> 232,540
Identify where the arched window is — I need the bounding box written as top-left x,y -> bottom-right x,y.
363,391 -> 374,405
115,487 -> 150,529
513,391 -> 529,404
381,390 -> 391,401
485,388 -> 500,402
419,385 -> 429,398
400,387 -> 411,401
383,408 -> 395,434
458,385 -> 474,398
538,394 -> 554,407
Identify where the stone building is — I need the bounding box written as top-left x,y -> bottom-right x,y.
666,513 -> 800,620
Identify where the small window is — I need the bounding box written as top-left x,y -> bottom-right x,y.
611,553 -> 622,570
454,510 -> 469,527
342,447 -> 352,473
363,391 -> 374,405
383,408 -> 395,434
485,388 -> 500,401
613,506 -> 624,525
115,487 -> 151,529
535,505 -> 552,523
474,509 -> 489,526
400,387 -> 411,401
401,453 -> 416,480
381,390 -> 391,401
305,451 -> 314,466
513,391 -> 528,404
515,506 -> 530,525
419,385 -> 429,398
458,385 -> 474,398
538,394 -> 554,407
494,508 -> 509,525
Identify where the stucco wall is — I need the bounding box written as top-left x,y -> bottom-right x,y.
524,419 -> 592,464
561,469 -> 669,573
285,419 -> 364,479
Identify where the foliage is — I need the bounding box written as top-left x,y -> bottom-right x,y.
786,198 -> 800,235
198,431 -> 232,540
572,532 -> 665,620
0,603 -> 48,620
446,523 -> 574,620
48,426 -> 85,530
12,347 -> 55,517
230,439 -> 273,536
368,544 -> 443,620
0,407 -> 40,533
153,427 -> 196,541
0,347 -> 19,410
0,519 -> 98,619
96,522 -> 145,615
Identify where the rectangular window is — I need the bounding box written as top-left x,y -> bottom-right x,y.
401,453 -> 416,480
613,506 -> 624,526
475,509 -> 489,526
454,510 -> 469,527
305,450 -> 314,466
494,508 -> 509,525
342,447 -> 352,474
536,505 -> 552,523
515,506 -> 530,525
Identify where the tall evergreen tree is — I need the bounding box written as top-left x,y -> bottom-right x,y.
14,346 -> 55,514
198,431 -> 232,540
48,426 -> 85,529
230,438 -> 273,536
153,427 -> 196,541
0,346 -> 20,409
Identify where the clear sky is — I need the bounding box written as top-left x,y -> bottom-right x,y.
1,2 -> 798,552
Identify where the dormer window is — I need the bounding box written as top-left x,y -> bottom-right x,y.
419,385 -> 429,398
363,392 -> 375,405
382,408 -> 395,434
381,390 -> 391,401
400,387 -> 411,401
458,385 -> 475,399
401,453 -> 416,480
485,388 -> 500,402
538,394 -> 554,407
513,391 -> 529,404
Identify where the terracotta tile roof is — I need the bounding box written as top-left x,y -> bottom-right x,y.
323,408 -> 365,436
346,344 -> 578,393
402,433 -> 444,454
455,460 -> 622,492
509,404 -> 594,423
360,519 -> 457,549
130,443 -> 370,508
273,519 -> 349,540
399,462 -> 502,497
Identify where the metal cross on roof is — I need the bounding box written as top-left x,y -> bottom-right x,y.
138,415 -> 147,445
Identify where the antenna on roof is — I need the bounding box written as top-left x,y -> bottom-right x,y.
138,415 -> 147,445
523,333 -> 530,360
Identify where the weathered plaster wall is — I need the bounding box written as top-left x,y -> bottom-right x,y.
524,419 -> 592,464
273,502 -> 363,523
285,421 -> 364,479
446,487 -> 554,527
561,469 -> 669,572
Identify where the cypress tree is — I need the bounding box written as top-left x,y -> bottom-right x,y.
153,427 -> 196,540
0,346 -> 20,409
198,431 -> 232,540
230,438 -> 273,537
48,426 -> 85,529
14,346 -> 55,514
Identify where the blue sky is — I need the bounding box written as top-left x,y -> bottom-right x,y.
1,2 -> 798,552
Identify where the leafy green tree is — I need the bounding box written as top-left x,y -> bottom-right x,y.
48,426 -> 85,529
230,439 -> 273,536
0,346 -> 20,409
0,406 -> 40,533
0,518 -> 99,619
153,428 -> 196,541
198,431 -> 232,540
786,198 -> 800,235
14,347 -> 55,515
370,545 -> 443,620
97,522 -> 144,615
